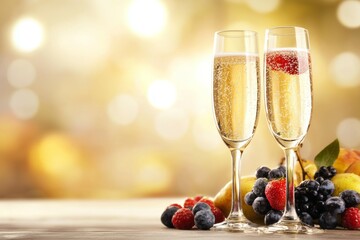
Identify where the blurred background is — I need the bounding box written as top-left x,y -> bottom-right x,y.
0,0 -> 359,198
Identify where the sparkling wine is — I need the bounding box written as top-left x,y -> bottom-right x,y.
265,49 -> 312,147
213,54 -> 260,147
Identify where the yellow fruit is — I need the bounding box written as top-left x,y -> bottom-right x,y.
331,173 -> 360,196
346,160 -> 360,175
333,148 -> 360,173
294,159 -> 317,185
214,176 -> 264,225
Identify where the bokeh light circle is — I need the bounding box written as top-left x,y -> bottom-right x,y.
107,94 -> 139,125
10,89 -> 39,119
7,59 -> 36,88
155,108 -> 189,140
246,0 -> 281,13
11,17 -> 44,52
337,0 -> 360,28
330,52 -> 360,87
337,118 -> 360,148
126,0 -> 167,37
147,80 -> 177,109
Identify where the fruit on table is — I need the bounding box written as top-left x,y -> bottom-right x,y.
213,176 -> 264,224
331,173 -> 360,197
333,148 -> 360,173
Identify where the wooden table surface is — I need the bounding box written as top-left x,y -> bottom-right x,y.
0,198 -> 358,239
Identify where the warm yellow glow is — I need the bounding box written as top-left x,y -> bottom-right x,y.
155,108 -> 189,140
7,59 -> 36,88
10,89 -> 39,120
126,0 -> 167,37
147,80 -> 177,109
337,0 -> 360,28
107,94 -> 138,125
246,0 -> 281,13
337,118 -> 360,148
192,111 -> 221,150
134,156 -> 172,195
330,52 -> 360,87
28,133 -> 86,196
11,17 -> 44,52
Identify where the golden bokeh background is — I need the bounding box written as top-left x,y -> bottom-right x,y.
0,0 -> 359,198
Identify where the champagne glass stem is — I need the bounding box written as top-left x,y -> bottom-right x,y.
283,148 -> 298,220
228,148 -> 243,222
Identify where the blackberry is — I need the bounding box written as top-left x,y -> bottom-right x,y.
161,206 -> 180,228
339,190 -> 360,208
194,210 -> 215,230
256,166 -> 271,179
299,212 -> 313,226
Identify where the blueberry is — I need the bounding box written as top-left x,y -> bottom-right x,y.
268,168 -> 284,180
194,210 -> 215,230
161,206 -> 180,228
318,212 -> 337,229
325,196 -> 345,214
244,191 -> 257,206
264,210 -> 282,225
339,190 -> 360,208
253,178 -> 268,197
299,212 -> 314,226
192,202 -> 211,215
319,179 -> 334,196
252,197 -> 271,215
277,165 -> 286,176
256,166 -> 271,179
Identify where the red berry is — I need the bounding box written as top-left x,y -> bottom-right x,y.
169,203 -> 182,208
184,198 -> 197,209
198,198 -> 215,208
266,50 -> 310,75
194,195 -> 203,202
265,178 -> 286,211
212,206 -> 225,224
172,208 -> 195,230
342,207 -> 360,230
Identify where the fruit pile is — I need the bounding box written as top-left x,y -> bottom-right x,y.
243,164 -> 360,229
160,196 -> 225,230
244,166 -> 286,225
295,166 -> 360,229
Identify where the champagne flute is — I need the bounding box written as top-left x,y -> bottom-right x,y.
212,30 -> 260,232
263,26 -> 322,234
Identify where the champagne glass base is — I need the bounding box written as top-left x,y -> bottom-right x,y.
211,219 -> 259,233
260,219 -> 323,234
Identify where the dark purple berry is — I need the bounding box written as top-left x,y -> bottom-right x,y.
161,206 -> 180,228
194,210 -> 215,230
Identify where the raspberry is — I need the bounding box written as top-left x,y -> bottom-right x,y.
265,178 -> 286,211
169,203 -> 182,208
184,198 -> 197,209
212,206 -> 225,224
172,208 -> 194,230
266,50 -> 310,75
194,195 -> 203,202
342,207 -> 360,230
198,198 -> 215,208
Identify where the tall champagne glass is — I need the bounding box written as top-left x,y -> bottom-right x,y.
212,30 -> 260,232
263,26 -> 322,234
